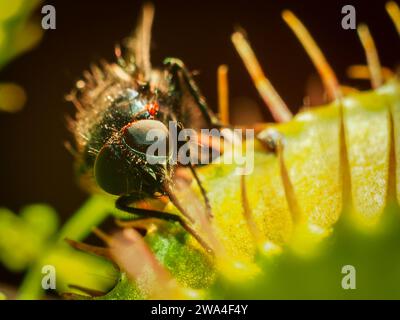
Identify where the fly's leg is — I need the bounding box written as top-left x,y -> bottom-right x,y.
118,193 -> 213,253
163,58 -> 217,219
164,57 -> 223,128
189,164 -> 213,219
116,194 -> 181,222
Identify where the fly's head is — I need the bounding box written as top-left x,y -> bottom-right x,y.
92,86 -> 175,196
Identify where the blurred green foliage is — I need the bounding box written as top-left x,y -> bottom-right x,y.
16,195 -> 119,299
0,204 -> 58,271
0,0 -> 43,113
0,0 -> 43,69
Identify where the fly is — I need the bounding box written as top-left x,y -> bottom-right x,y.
67,4 -> 223,251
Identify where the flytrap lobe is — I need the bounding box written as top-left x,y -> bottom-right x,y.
61,2 -> 400,299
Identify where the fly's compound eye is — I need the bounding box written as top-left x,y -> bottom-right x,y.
94,144 -> 133,195
122,119 -> 170,163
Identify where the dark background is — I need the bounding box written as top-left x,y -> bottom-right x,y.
0,0 -> 397,229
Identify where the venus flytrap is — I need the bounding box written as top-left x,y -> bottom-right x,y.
3,2 -> 400,300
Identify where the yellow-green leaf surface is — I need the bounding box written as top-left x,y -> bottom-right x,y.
178,83 -> 395,263
343,90 -> 391,226
378,80 -> 400,204
277,104 -> 342,230
196,145 -> 292,263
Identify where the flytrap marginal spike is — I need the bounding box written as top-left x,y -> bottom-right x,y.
231,31 -> 293,123
65,238 -> 111,260
218,65 -> 230,125
347,65 -> 394,82
115,218 -> 161,232
67,285 -> 106,297
357,24 -> 383,88
92,227 -> 114,246
386,1 -> 400,36
276,136 -> 302,224
240,174 -> 263,245
340,85 -> 360,95
282,10 -> 341,101
240,173 -> 283,257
